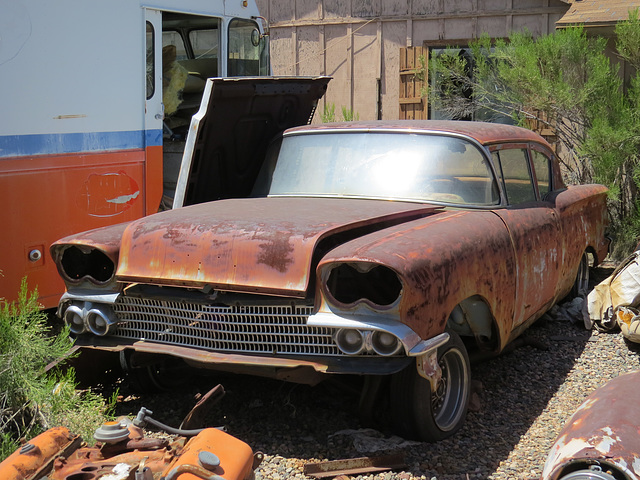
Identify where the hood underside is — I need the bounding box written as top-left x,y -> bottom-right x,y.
174,76 -> 331,208
116,197 -> 442,296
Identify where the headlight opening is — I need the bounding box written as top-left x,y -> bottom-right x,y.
325,263 -> 402,307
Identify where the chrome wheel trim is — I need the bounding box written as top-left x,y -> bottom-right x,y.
432,347 -> 469,431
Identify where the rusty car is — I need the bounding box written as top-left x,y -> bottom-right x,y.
542,370 -> 640,480
51,90 -> 610,442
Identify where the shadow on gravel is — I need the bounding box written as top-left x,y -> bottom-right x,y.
108,265 -> 622,480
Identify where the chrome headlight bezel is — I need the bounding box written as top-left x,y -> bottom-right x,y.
332,327 -> 403,356
58,293 -> 120,337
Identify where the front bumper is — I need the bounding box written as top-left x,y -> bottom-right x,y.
60,292 -> 448,380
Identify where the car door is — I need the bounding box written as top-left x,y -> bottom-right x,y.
490,144 -> 562,329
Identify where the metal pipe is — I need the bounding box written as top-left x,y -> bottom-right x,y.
133,407 -> 222,437
164,464 -> 225,480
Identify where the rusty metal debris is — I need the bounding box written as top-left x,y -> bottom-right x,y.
0,396 -> 259,480
588,249 -> 640,340
303,453 -> 406,478
181,383 -> 226,430
542,370 -> 640,480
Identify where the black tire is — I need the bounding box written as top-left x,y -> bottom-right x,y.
390,331 -> 470,442
119,351 -> 194,393
571,252 -> 590,298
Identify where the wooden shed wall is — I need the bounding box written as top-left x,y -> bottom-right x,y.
255,0 -> 570,121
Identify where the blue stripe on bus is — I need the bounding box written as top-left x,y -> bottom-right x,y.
146,129 -> 163,147
0,130 -> 163,158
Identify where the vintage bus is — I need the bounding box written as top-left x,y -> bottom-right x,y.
0,0 -> 270,308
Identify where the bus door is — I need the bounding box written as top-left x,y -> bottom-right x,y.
154,10 -> 223,208
144,9 -> 164,215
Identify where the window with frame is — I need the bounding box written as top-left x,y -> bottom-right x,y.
428,45 -> 513,124
162,13 -> 221,76
146,22 -> 155,100
492,148 -> 537,205
530,149 -> 551,198
228,18 -> 268,76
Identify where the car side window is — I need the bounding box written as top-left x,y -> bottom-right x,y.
492,148 -> 537,205
531,149 -> 551,198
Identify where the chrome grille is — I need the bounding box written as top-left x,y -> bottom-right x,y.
112,296 -> 343,356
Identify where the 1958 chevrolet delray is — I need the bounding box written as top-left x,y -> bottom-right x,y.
51,77 -> 609,442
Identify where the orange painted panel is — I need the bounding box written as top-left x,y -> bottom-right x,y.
145,145 -> 164,215
0,149 -> 160,309
0,427 -> 76,480
160,428 -> 255,480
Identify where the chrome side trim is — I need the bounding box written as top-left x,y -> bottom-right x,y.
408,332 -> 450,357
172,79 -> 214,209
59,291 -> 120,305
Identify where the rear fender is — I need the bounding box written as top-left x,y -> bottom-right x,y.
550,185 -> 609,297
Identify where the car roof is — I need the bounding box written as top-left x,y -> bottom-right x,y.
284,120 -> 548,147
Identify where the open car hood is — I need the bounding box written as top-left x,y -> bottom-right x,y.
116,197 -> 441,297
173,76 -> 331,208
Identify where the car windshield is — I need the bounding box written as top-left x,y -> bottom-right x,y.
254,131 -> 499,206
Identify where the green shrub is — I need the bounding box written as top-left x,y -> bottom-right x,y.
0,279 -> 115,461
0,433 -> 18,463
320,103 -> 360,123
321,102 -> 336,123
426,14 -> 640,258
341,106 -> 359,122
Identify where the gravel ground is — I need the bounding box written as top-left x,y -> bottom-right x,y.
112,264 -> 640,480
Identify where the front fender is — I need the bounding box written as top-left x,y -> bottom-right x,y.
50,221 -> 130,290
317,210 -> 517,347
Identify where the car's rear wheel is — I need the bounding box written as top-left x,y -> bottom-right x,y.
390,331 -> 470,442
571,252 -> 590,297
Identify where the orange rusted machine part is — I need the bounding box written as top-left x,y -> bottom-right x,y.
0,422 -> 259,480
0,427 -> 78,480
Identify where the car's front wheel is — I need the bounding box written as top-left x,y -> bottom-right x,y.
119,351 -> 194,393
390,331 -> 470,442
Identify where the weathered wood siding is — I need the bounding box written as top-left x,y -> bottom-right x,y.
399,46 -> 427,119
255,0 -> 570,121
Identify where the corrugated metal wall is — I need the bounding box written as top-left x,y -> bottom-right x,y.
255,0 -> 570,121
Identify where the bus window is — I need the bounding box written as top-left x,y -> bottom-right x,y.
146,22 -> 155,99
163,30 -> 188,61
161,14 -> 221,119
190,28 -> 219,60
162,13 -> 220,76
228,18 -> 269,76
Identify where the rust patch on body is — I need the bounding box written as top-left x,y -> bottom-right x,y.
318,209 -> 517,344
257,228 -> 295,273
